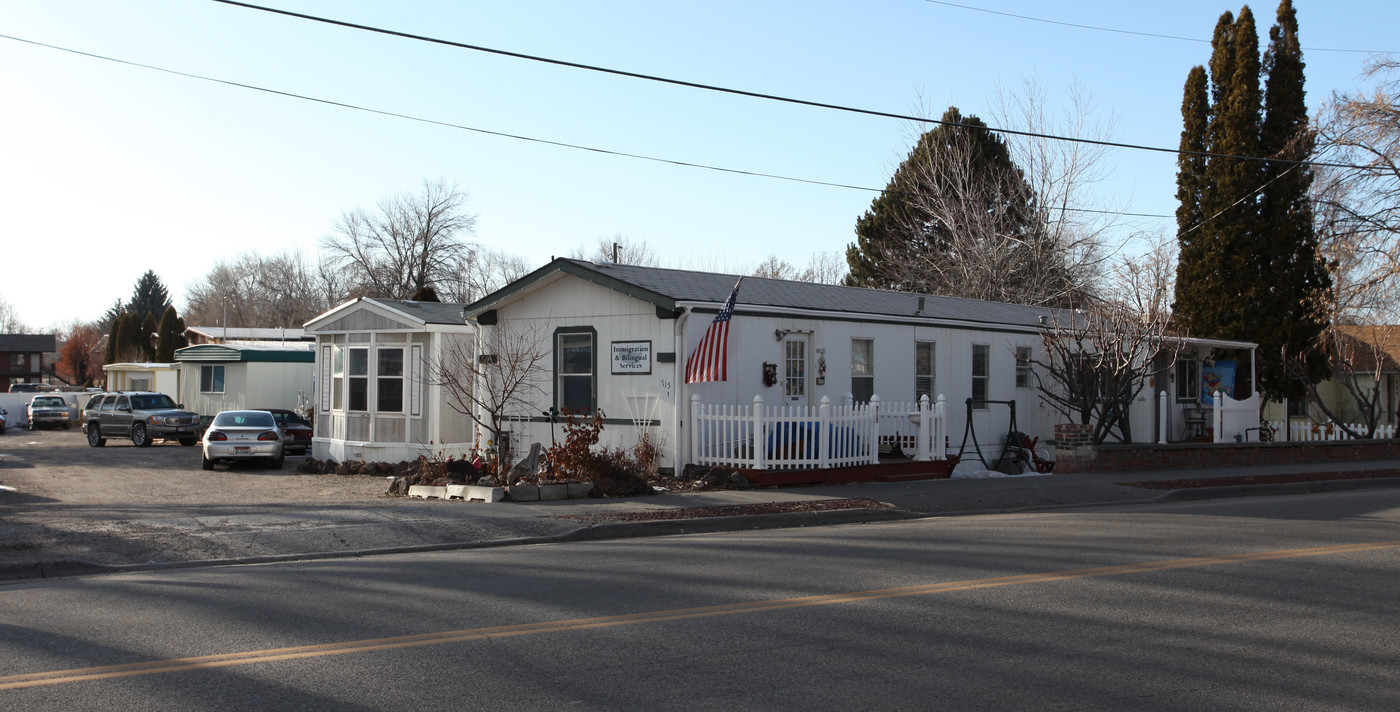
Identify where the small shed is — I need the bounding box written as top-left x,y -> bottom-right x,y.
303,298 -> 476,463
174,341 -> 316,425
103,363 -> 181,399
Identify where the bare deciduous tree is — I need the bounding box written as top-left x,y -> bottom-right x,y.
752,253 -> 847,284
429,323 -> 550,480
570,235 -> 660,266
991,76 -> 1123,300
1291,58 -> 1400,434
444,247 -> 533,304
1033,247 -> 1181,444
184,250 -> 346,328
321,179 -> 478,300
0,296 -> 31,333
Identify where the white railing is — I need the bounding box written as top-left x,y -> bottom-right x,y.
1264,419 -> 1397,441
690,393 -> 947,470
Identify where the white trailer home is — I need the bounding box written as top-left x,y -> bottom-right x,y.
463,259 -> 1065,474
304,298 -> 476,464
174,341 -> 316,425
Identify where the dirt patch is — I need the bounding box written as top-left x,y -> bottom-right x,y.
551,498 -> 895,525
1124,469 -> 1400,490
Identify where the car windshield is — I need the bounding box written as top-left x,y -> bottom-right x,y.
212,412 -> 275,428
33,397 -> 65,407
131,394 -> 177,410
270,412 -> 304,426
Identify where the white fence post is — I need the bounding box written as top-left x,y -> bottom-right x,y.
934,394 -> 947,460
1158,391 -> 1168,444
1212,390 -> 1224,443
818,396 -> 831,469
690,394 -> 701,467
868,394 -> 881,466
752,394 -> 765,470
916,394 -> 931,461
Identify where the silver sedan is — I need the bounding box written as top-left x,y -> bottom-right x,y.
201,410 -> 285,470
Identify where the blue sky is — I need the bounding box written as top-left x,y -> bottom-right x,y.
2,0 -> 1396,329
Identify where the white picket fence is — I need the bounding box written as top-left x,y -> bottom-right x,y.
1265,420 -> 1397,441
690,393 -> 947,470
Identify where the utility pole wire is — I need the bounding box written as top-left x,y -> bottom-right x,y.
209,0 -> 1370,171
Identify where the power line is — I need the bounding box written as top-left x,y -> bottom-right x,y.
921,0 -> 1394,55
0,33 -> 1174,220
207,0 -> 1368,171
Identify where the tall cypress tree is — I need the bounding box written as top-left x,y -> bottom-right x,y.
1257,0 -> 1331,398
1173,2 -> 1328,400
1173,66 -> 1214,330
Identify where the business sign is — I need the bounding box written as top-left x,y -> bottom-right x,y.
611,341 -> 652,375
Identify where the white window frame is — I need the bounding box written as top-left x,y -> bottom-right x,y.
971,344 -> 990,409
1015,346 -> 1033,389
376,347 -> 404,413
851,338 -> 874,403
199,364 -> 225,394
915,341 -> 935,401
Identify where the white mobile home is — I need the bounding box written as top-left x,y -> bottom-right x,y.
463,259 -> 1069,474
174,342 -> 316,425
304,298 -> 476,463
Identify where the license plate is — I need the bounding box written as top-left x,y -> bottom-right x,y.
175,427 -> 187,432
235,446 -> 250,454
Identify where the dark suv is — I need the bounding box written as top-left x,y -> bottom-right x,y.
83,392 -> 202,447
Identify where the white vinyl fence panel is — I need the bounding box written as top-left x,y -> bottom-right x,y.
691,394 -> 947,470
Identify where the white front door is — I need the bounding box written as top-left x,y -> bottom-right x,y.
783,335 -> 808,407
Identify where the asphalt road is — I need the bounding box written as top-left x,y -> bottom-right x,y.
1,489 -> 1397,711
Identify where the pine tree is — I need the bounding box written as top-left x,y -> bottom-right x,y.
127,270 -> 172,323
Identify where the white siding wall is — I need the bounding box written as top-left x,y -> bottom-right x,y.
179,362 -> 314,419
489,275 -> 1056,468
491,278 -> 679,460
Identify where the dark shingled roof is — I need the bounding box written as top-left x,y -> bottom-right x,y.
368,299 -> 469,325
469,259 -> 1053,330
0,334 -> 57,352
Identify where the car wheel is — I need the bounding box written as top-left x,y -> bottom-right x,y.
131,423 -> 151,447
86,424 -> 106,447
201,454 -> 214,471
269,454 -> 285,470
179,437 -> 197,447
63,422 -> 71,430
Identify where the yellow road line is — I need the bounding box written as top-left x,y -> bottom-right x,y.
3,539 -> 1396,691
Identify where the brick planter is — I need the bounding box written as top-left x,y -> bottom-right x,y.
1056,438 -> 1400,474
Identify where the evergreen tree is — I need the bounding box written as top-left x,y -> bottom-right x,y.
1174,66 -> 1214,328
140,312 -> 159,361
845,107 -> 1058,304
155,306 -> 187,362
1172,2 -> 1330,400
1257,0 -> 1331,398
106,317 -> 121,365
127,270 -> 172,323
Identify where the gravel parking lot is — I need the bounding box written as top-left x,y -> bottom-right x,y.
0,428 -> 572,573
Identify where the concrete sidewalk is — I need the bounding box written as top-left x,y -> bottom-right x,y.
3,458 -> 1398,583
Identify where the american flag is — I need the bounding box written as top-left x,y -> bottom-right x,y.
685,277 -> 742,383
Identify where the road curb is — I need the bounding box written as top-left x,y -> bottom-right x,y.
1157,475 -> 1400,501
